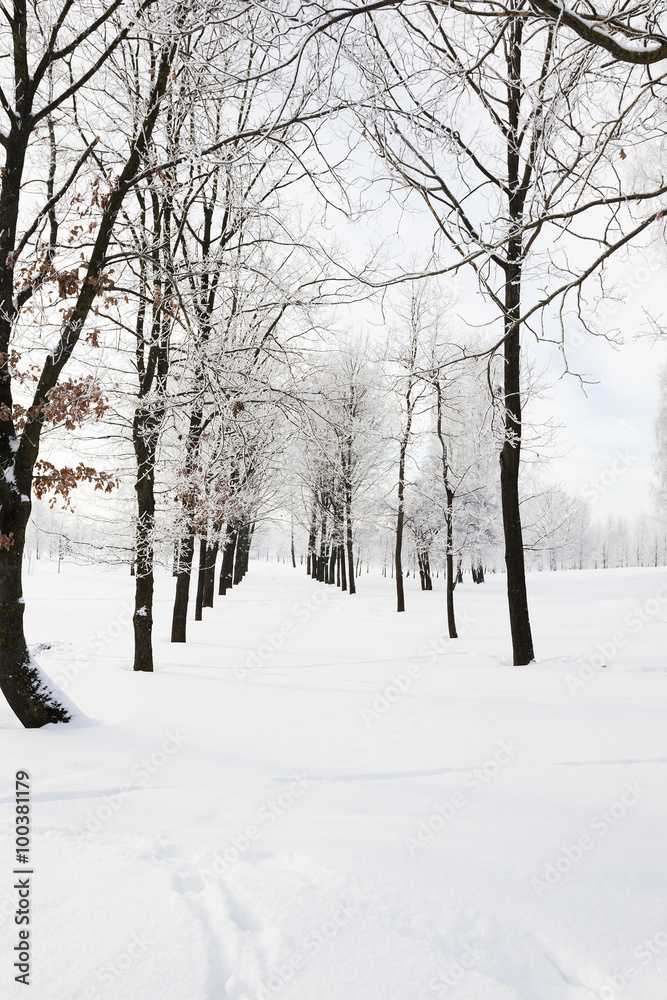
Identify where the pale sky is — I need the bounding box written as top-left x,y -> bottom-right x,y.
321,126 -> 667,524
526,240 -> 667,520
531,339 -> 665,519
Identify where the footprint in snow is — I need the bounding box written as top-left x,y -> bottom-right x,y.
172,871 -> 208,894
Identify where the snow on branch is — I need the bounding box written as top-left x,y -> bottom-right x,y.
528,0 -> 667,63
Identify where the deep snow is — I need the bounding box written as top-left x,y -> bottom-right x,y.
1,560 -> 666,1000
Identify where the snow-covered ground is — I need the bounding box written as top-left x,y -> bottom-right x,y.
2,560 -> 667,1000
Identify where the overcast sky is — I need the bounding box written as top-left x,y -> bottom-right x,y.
326,124 -> 667,525
532,320 -> 667,521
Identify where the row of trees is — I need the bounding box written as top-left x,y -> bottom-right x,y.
3,0 -> 667,726
27,301 -> 667,649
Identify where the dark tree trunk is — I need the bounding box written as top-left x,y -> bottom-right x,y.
131,160 -> 171,673
242,523 -> 254,577
203,537 -> 219,607
171,385 -> 206,643
395,390 -> 415,613
395,501 -> 405,612
498,18 -> 535,666
446,545 -> 457,638
345,504 -> 356,596
234,522 -> 251,585
132,402 -> 161,673
132,492 -> 155,671
233,525 -> 245,585
499,306 -> 534,664
419,550 -> 432,590
437,388 -> 458,638
471,559 -> 485,584
195,537 -> 207,621
340,543 -> 347,591
219,524 -> 237,595
328,542 -> 336,585
338,382 -> 361,596
0,500 -> 70,727
318,514 -> 328,583
171,533 -> 195,643
307,504 -> 317,576
418,551 -> 426,590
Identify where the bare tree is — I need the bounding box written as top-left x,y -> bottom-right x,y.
0,0 -> 189,725
348,4 -> 667,661
386,288 -> 431,612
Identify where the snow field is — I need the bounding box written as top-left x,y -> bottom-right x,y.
1,561 -> 666,999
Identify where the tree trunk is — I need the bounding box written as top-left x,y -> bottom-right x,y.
318,513 -> 328,583
434,382 -> 457,638
395,504 -> 405,612
499,308 -> 534,664
307,504 -> 317,576
171,532 -> 195,643
132,528 -> 154,672
234,522 -> 250,585
446,546 -> 457,638
195,537 -> 207,621
345,498 -> 356,596
340,543 -> 347,591
203,536 -> 219,607
242,523 -> 254,577
219,524 -> 237,595
233,525 -> 245,585
0,500 -> 71,727
498,18 -> 535,666
422,550 -> 432,590
132,405 -> 159,673
328,541 -> 337,585
396,379 -> 415,613
394,430 -> 412,611
418,551 -> 426,590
